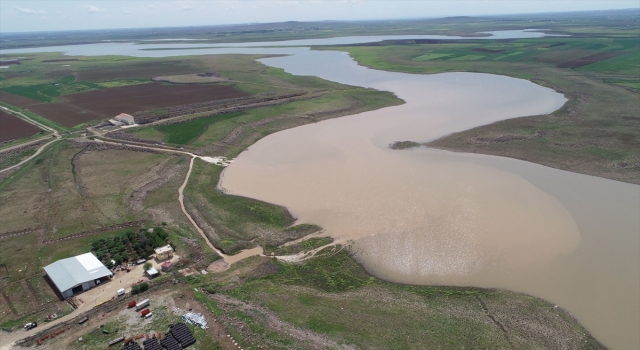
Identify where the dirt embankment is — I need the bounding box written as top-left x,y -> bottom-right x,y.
128,158 -> 186,212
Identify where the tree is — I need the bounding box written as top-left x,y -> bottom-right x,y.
131,282 -> 149,295
143,262 -> 152,271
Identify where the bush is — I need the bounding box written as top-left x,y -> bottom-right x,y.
131,282 -> 149,295
105,260 -> 114,269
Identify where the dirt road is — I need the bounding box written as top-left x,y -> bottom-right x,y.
0,106 -> 61,174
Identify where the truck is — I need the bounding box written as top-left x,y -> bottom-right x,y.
135,299 -> 149,311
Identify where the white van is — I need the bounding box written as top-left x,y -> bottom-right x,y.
117,288 -> 125,297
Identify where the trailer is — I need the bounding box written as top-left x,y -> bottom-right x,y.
77,316 -> 88,324
127,300 -> 137,309
108,336 -> 125,345
140,309 -> 150,317
135,299 -> 149,311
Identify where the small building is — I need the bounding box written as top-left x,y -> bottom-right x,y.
108,119 -> 124,126
161,261 -> 173,272
146,267 -> 159,279
154,245 -> 174,261
43,253 -> 111,298
114,113 -> 135,125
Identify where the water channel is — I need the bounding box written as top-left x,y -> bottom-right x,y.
2,31 -> 638,349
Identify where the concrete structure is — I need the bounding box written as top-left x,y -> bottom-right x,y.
114,113 -> 135,125
154,245 -> 174,261
43,253 -> 111,298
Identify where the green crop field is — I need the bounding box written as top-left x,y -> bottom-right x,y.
155,112 -> 244,145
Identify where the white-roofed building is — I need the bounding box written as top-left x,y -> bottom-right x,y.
114,113 -> 135,125
43,253 -> 112,298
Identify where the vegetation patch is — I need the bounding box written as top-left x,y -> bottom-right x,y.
155,112 -> 243,145
90,227 -> 171,267
389,140 -> 420,150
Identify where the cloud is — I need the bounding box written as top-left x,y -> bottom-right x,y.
84,5 -> 106,13
182,5 -> 194,11
14,6 -> 47,15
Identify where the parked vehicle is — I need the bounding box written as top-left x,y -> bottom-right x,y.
140,309 -> 150,317
117,288 -> 125,296
135,299 -> 149,311
23,322 -> 37,330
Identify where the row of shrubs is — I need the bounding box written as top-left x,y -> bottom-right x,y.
131,282 -> 149,295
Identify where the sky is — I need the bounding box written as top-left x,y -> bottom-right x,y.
0,0 -> 636,33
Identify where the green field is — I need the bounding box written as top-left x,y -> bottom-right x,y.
183,249 -> 604,349
154,112 -> 244,145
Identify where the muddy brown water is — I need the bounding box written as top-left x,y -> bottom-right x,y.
2,32 -> 638,349
221,73 -> 640,349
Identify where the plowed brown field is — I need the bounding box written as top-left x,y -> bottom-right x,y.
1,83 -> 250,127
61,82 -> 250,116
0,110 -> 40,142
0,91 -> 40,108
76,61 -> 199,81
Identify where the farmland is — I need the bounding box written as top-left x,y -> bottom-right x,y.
1,83 -> 250,128
60,82 -> 249,118
128,87 -> 400,155
0,10 -> 636,348
0,110 -> 41,143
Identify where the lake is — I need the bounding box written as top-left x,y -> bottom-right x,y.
2,31 -> 638,349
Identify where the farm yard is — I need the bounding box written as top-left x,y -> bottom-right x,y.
0,110 -> 41,142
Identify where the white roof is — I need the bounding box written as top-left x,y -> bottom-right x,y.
43,253 -> 111,292
115,113 -> 134,124
146,267 -> 159,275
155,245 -> 173,254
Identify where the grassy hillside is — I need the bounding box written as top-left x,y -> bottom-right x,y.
324,33 -> 640,183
